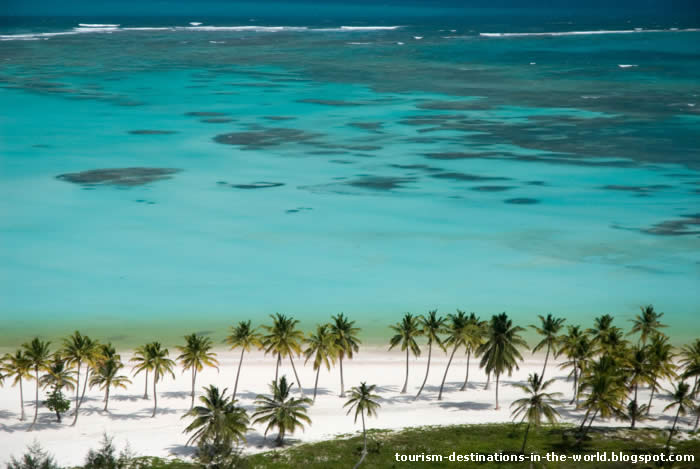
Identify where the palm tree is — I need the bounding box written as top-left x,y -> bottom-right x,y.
1,350 -> 32,420
437,310 -> 470,400
89,353 -> 132,411
679,339 -> 700,397
62,331 -> 101,426
262,313 -> 306,398
624,344 -> 652,428
182,385 -> 249,449
477,313 -> 527,409
130,344 -> 154,399
664,382 -> 693,452
22,338 -> 52,429
624,399 -> 649,429
629,305 -> 666,345
225,320 -> 262,400
389,313 -> 422,394
177,333 -> 219,409
252,376 -> 312,446
559,326 -> 591,405
587,314 -> 615,347
577,356 -> 627,440
598,327 -> 629,359
646,334 -> 677,414
461,313 -> 486,391
344,382 -> 381,469
510,373 -> 561,454
304,324 -> 338,402
40,354 -> 76,393
147,342 -> 176,418
330,313 -> 361,397
530,314 -> 565,379
415,310 -> 445,399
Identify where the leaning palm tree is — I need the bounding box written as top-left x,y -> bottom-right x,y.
304,324 -> 338,402
344,382 -> 381,469
147,342 -> 176,417
261,313 -> 306,398
646,333 -> 677,414
437,310 -> 470,400
62,331 -> 101,426
510,373 -> 561,454
389,313 -> 422,394
477,313 -> 527,409
89,354 -> 132,411
664,382 -> 693,452
130,343 -> 154,399
182,385 -> 249,449
415,310 -> 445,399
225,320 -> 262,400
629,305 -> 666,345
461,313 -> 487,391
530,314 -> 565,379
22,337 -> 52,430
330,313 -> 361,397
559,325 -> 591,405
679,339 -> 700,397
177,333 -> 219,409
1,350 -> 32,420
252,376 -> 312,446
577,356 -> 627,440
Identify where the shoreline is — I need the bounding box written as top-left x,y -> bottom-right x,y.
1,350 -> 689,465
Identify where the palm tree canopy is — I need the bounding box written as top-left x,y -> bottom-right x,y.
587,314 -> 615,344
443,310 -> 470,349
679,339 -> 700,377
344,382 -> 381,423
183,385 -> 249,446
647,334 -> 677,381
511,373 -> 561,426
62,331 -> 101,369
579,356 -> 628,420
388,313 -> 422,356
147,342 -> 177,382
252,376 -> 312,439
262,313 -> 305,359
22,338 -> 52,372
130,343 -> 155,376
176,333 -> 219,373
418,310 -> 446,351
89,356 -> 132,390
1,350 -> 33,386
330,313 -> 361,360
40,354 -> 77,391
629,305 -> 667,343
477,313 -> 527,377
530,314 -> 565,355
663,382 -> 693,416
304,324 -> 338,371
225,321 -> 262,352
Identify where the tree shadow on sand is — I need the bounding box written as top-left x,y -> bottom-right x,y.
436,401 -> 493,412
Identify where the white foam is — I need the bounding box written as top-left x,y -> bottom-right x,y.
347,42 -> 371,45
397,41 -> 404,45
339,26 -> 400,31
181,25 -> 308,32
529,62 -> 536,65
189,22 -> 202,26
78,23 -> 119,28
121,27 -> 172,31
413,36 -> 423,40
618,64 -> 638,68
480,28 -> 699,37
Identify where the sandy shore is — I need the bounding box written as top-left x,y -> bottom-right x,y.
0,348 -> 686,465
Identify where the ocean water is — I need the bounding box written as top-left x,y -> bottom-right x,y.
1,8 -> 699,348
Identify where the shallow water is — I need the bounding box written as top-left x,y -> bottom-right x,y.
1,14 -> 699,347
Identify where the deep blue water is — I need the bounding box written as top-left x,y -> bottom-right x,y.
1,6 -> 699,346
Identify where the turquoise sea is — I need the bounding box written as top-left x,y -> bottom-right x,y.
1,4 -> 699,348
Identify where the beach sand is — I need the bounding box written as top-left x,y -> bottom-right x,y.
0,348 -> 686,465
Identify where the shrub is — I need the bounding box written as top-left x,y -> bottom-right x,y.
7,442 -> 61,469
84,434 -> 136,469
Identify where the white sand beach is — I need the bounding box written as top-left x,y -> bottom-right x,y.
0,348 -> 687,465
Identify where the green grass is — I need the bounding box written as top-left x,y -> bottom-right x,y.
127,424 -> 700,468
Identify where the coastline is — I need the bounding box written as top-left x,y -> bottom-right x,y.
1,349 -> 689,465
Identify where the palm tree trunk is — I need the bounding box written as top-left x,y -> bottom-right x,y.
693,410 -> 699,431
275,352 -> 281,382
569,360 -> 578,405
72,367 -> 90,426
541,344 -> 550,379
352,410 -> 368,469
288,353 -> 304,397
190,365 -> 196,409
313,367 -> 320,402
484,372 -> 490,390
578,408 -> 591,433
339,355 -> 346,397
74,360 -> 81,415
415,342 -> 432,400
143,369 -> 149,399
460,349 -> 471,391
666,406 -> 681,452
438,344 -> 458,400
647,379 -> 656,415
151,373 -> 158,418
495,373 -> 500,409
104,387 -> 110,412
19,377 -> 25,421
30,367 -> 39,429
233,348 -> 245,400
585,409 -> 598,435
401,348 -> 409,394
520,422 -> 531,454
276,428 -> 285,446
630,384 -> 639,429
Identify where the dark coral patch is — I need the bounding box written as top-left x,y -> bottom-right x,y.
128,130 -> 178,135
213,127 -> 322,149
264,116 -> 296,121
641,213 -> 700,236
600,184 -> 672,193
389,164 -> 442,172
298,98 -> 364,106
416,100 -> 491,111
505,198 -> 539,205
201,118 -> 235,123
231,182 -> 284,189
348,176 -> 415,191
185,111 -> 228,117
348,122 -> 383,131
471,186 -> 514,192
424,152 -> 504,160
431,172 -> 511,182
56,168 -> 180,187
